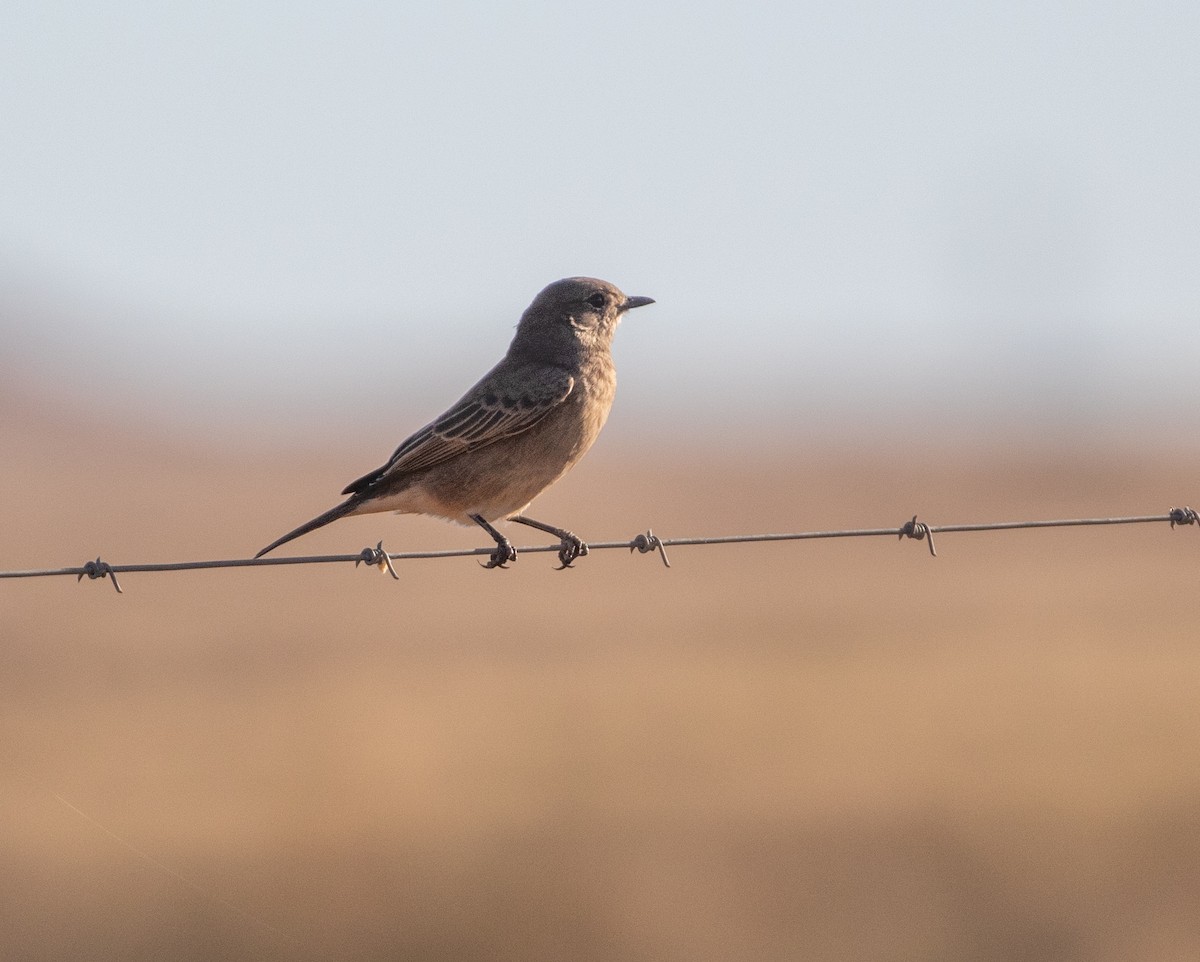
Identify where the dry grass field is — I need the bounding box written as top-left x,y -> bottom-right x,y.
3,390 -> 1199,961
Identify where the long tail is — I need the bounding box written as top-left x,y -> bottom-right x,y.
255,498 -> 361,558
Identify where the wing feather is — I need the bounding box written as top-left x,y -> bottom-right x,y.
341,365 -> 574,495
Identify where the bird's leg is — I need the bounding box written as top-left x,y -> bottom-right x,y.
510,515 -> 589,569
470,514 -> 517,569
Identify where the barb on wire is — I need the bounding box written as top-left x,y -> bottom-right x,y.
1169,506 -> 1199,529
0,506 -> 1194,594
77,558 -> 123,594
898,516 -> 937,557
630,529 -> 671,568
356,542 -> 399,580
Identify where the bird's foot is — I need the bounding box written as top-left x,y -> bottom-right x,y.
554,532 -> 589,570
481,538 -> 517,569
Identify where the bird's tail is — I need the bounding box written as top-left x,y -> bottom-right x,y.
254,498 -> 361,559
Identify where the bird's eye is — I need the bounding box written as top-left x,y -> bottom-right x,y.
585,292 -> 607,309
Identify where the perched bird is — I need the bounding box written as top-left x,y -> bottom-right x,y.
255,276 -> 654,568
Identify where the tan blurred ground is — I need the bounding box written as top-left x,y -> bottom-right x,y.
2,391 -> 1199,962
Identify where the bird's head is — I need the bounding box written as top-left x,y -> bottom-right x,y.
510,277 -> 654,363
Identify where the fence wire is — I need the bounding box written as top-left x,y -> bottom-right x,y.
1,507 -> 1196,594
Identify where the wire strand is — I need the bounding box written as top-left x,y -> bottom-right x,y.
1,506 -> 1196,593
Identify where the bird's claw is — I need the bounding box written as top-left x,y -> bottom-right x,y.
554,532 -> 589,570
481,539 -> 518,569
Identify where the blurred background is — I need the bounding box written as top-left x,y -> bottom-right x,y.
3,2 -> 1199,960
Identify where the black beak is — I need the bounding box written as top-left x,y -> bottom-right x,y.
620,295 -> 655,312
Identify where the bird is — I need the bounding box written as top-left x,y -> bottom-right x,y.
254,276 -> 655,568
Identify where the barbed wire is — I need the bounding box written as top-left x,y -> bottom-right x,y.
1,506 -> 1196,594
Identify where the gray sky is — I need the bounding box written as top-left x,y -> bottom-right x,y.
2,1 -> 1198,440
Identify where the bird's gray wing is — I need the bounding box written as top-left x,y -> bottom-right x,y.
341,364 -> 575,495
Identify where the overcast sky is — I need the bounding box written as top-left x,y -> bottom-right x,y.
2,1 -> 1198,440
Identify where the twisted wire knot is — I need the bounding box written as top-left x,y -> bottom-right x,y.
1168,506 -> 1198,530
78,558 -> 123,593
630,529 -> 671,568
356,542 -> 399,579
898,516 -> 937,557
